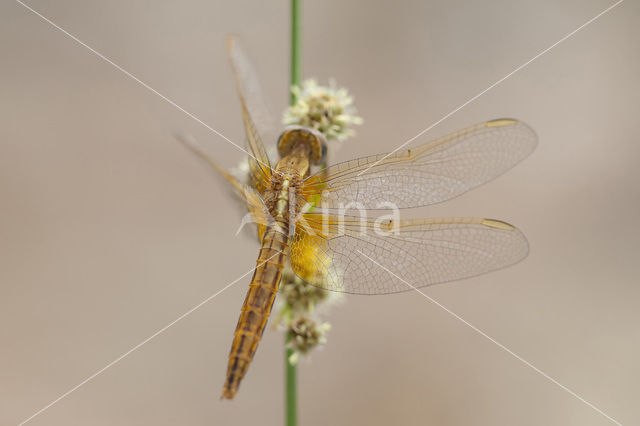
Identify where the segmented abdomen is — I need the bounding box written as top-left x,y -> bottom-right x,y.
221,225 -> 289,399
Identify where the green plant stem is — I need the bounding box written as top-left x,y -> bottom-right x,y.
290,0 -> 301,104
286,2 -> 301,426
285,333 -> 298,426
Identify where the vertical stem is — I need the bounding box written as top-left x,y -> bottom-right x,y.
290,0 -> 302,104
285,334 -> 297,426
286,2 -> 301,426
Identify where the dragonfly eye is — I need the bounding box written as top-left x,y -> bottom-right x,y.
278,125 -> 327,165
320,141 -> 327,163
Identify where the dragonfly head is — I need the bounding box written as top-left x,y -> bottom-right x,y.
277,126 -> 327,165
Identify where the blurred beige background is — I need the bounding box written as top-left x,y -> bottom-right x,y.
1,0 -> 639,425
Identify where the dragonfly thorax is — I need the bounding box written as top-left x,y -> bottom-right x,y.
265,167 -> 305,228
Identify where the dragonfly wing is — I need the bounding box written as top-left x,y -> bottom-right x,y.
177,134 -> 271,241
303,119 -> 537,209
227,36 -> 276,192
290,214 -> 529,294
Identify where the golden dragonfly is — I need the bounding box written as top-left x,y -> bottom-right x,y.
180,37 -> 537,399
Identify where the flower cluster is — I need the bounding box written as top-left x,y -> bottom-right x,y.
275,268 -> 342,363
284,79 -> 362,141
287,318 -> 331,364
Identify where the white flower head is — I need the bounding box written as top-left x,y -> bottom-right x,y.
284,79 -> 363,141
286,317 -> 331,364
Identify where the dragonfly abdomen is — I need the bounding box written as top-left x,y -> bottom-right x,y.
222,225 -> 289,399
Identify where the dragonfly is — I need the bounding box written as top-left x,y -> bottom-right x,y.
180,36 -> 537,400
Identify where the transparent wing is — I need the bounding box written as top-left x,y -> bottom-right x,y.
226,36 -> 276,192
302,119 -> 537,209
290,214 -> 529,295
176,134 -> 271,241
